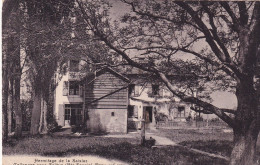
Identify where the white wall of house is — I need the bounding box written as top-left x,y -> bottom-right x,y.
53,59 -> 87,126
54,72 -> 84,126
128,83 -> 197,122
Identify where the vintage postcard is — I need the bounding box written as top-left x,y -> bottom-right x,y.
2,0 -> 260,165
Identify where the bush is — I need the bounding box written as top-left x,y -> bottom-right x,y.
47,117 -> 61,133
210,118 -> 220,122
195,116 -> 203,121
155,113 -> 168,123
143,137 -> 156,148
71,124 -> 85,133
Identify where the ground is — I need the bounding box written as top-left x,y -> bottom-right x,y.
3,128 -> 260,165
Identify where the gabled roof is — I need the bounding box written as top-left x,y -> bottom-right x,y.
91,67 -> 130,83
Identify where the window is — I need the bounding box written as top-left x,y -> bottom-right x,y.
175,106 -> 185,118
152,85 -> 159,96
129,84 -> 135,95
70,60 -> 79,72
63,81 -> 81,96
129,84 -> 139,97
69,81 -> 79,95
128,105 -> 137,118
111,112 -> 115,116
65,108 -> 70,120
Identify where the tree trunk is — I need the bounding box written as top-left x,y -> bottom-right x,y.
43,98 -> 48,134
30,88 -> 41,135
8,78 -> 13,133
13,71 -> 22,137
230,127 -> 259,165
2,46 -> 9,142
38,97 -> 44,133
230,77 -> 260,165
38,97 -> 48,134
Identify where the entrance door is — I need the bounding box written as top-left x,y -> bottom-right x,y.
145,106 -> 153,123
64,104 -> 82,127
70,110 -> 76,125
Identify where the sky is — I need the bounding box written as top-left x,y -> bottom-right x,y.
211,91 -> 237,109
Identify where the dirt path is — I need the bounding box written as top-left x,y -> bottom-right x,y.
147,132 -> 229,161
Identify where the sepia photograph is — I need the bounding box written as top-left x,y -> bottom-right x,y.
2,0 -> 260,165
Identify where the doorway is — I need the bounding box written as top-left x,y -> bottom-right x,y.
144,106 -> 153,123
64,104 -> 82,126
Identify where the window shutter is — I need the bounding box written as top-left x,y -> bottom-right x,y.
58,104 -> 65,126
134,85 -> 139,96
63,81 -> 68,96
134,105 -> 138,117
79,85 -> 83,97
159,87 -> 163,97
148,85 -> 152,97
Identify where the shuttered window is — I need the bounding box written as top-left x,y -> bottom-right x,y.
63,81 -> 81,96
129,84 -> 139,97
69,81 -> 79,95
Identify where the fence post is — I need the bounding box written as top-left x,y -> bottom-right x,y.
140,119 -> 145,145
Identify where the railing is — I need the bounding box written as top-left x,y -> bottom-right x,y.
69,72 -> 87,80
156,120 -> 230,129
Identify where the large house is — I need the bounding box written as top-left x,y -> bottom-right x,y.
53,60 -> 195,133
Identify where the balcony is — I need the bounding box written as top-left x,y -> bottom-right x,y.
68,72 -> 86,81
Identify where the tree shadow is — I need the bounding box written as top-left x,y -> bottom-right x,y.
179,140 -> 233,157
42,142 -> 229,165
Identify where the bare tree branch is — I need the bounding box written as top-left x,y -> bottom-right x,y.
158,72 -> 236,127
219,2 -> 240,32
237,2 -> 249,26
175,2 -> 242,78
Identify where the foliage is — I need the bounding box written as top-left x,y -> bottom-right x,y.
155,112 -> 168,122
47,116 -> 61,133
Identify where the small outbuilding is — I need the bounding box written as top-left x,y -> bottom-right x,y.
84,67 -> 130,133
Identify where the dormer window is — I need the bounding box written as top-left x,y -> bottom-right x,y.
70,60 -> 79,72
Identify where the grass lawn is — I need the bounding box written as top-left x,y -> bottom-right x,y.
152,128 -> 260,161
3,134 -> 228,165
151,129 -> 234,143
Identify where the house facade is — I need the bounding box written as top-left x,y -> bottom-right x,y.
126,73 -> 193,130
53,61 -> 195,133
